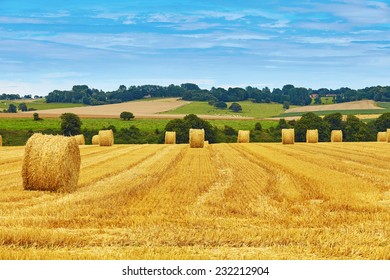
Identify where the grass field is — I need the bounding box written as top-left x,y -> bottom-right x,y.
0,118 -> 277,132
0,99 -> 86,111
310,97 -> 335,105
162,101 -> 288,118
0,142 -> 389,259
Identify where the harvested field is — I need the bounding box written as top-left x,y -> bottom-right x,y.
285,100 -> 383,113
0,143 -> 389,260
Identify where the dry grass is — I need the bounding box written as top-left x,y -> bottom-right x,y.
282,129 -> 294,144
1,142 -> 389,260
387,129 -> 390,143
0,134 -> 2,146
306,129 -> 319,143
21,133 -> 81,192
91,135 -> 100,145
237,130 -> 250,143
99,130 -> 114,146
74,134 -> 85,145
165,131 -> 176,144
331,130 -> 343,142
189,129 -> 204,148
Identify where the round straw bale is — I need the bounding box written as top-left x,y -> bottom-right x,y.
99,130 -> 114,146
92,135 -> 100,145
282,128 -> 294,144
22,133 -> 81,192
306,129 -> 319,143
237,130 -> 250,143
377,132 -> 386,142
74,134 -> 85,145
189,128 -> 204,148
0,134 -> 2,146
165,131 -> 176,144
331,130 -> 343,142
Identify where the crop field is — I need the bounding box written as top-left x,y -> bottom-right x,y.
0,143 -> 389,260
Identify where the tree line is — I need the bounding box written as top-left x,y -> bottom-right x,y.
44,83 -> 390,107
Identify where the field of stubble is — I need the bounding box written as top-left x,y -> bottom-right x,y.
0,142 -> 389,259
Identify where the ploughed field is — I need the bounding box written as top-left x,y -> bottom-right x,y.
0,143 -> 389,259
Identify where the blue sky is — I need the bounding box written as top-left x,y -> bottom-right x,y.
1,0 -> 390,95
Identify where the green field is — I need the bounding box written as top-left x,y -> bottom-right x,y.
162,101 -> 288,118
0,99 -> 86,111
0,118 -> 277,132
310,97 -> 335,105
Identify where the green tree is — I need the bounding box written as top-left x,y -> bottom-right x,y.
229,102 -> 242,112
214,101 -> 227,109
120,111 -> 134,121
295,112 -> 330,142
314,96 -> 322,104
283,101 -> 290,110
254,122 -> 262,131
374,113 -> 390,132
18,103 -> 28,112
344,115 -> 373,141
323,113 -> 343,131
164,114 -> 216,143
60,113 -> 82,136
7,104 -> 17,113
33,113 -> 42,121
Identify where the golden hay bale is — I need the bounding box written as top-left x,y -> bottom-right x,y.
165,131 -> 176,144
331,130 -> 343,142
99,130 -> 114,146
282,128 -> 294,144
237,130 -> 250,143
377,132 -> 386,142
22,133 -> 81,192
0,134 -> 2,146
92,135 -> 100,145
306,129 -> 319,143
330,130 -> 343,142
189,128 -> 204,148
74,134 -> 85,145
387,129 -> 390,143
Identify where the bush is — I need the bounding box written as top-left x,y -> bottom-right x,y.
33,113 -> 42,121
120,111 -> 134,121
214,101 -> 227,109
229,102 -> 242,112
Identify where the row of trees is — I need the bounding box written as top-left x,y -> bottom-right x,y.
45,84 -> 390,107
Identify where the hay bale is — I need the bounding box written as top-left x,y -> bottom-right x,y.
74,134 -> 85,145
99,130 -> 114,146
387,129 -> 390,143
282,129 -> 294,144
22,133 -> 81,192
306,129 -> 319,143
165,131 -> 176,144
377,132 -> 386,142
331,130 -> 342,142
92,135 -> 100,145
0,134 -> 2,146
189,128 -> 204,148
237,130 -> 250,143
331,130 -> 343,142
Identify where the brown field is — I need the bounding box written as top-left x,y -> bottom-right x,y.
0,143 -> 389,260
285,100 -> 383,113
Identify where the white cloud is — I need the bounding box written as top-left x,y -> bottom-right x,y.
0,16 -> 45,24
259,20 -> 289,29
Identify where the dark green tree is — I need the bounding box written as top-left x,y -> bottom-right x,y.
374,113 -> 390,132
7,104 -> 17,113
294,112 -> 330,142
60,113 -> 82,136
323,113 -> 343,131
283,101 -> 290,110
120,111 -> 134,121
18,103 -> 28,112
229,102 -> 242,112
164,114 -> 216,143
214,101 -> 227,109
254,122 -> 262,131
33,113 -> 42,121
314,96 -> 322,104
344,115 -> 373,141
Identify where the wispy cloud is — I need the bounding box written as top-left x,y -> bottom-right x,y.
0,16 -> 45,24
